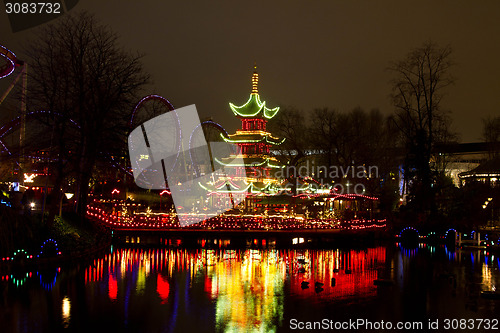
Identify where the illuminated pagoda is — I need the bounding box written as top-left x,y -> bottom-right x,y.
215,65 -> 285,196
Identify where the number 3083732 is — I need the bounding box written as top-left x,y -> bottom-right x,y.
5,2 -> 61,14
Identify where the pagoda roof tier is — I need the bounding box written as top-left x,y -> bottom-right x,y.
218,155 -> 279,163
221,130 -> 285,145
215,156 -> 284,169
229,94 -> 280,119
198,178 -> 281,195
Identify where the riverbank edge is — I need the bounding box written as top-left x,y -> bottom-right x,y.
0,215 -> 112,273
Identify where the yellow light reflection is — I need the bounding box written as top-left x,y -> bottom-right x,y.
213,249 -> 284,332
482,262 -> 494,291
62,296 -> 71,328
136,264 -> 146,294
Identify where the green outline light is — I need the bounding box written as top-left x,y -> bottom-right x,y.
229,94 -> 280,119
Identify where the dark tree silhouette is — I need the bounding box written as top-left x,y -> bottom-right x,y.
267,106 -> 307,194
482,116 -> 500,158
388,41 -> 454,215
26,12 -> 149,224
309,107 -> 396,195
269,105 -> 397,199
268,106 -> 307,167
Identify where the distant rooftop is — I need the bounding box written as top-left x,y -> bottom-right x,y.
434,142 -> 500,154
459,156 -> 500,178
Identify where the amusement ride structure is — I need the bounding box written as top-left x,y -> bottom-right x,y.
0,47 -> 386,232
0,43 -> 27,181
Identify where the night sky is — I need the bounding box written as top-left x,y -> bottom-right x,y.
1,1 -> 499,142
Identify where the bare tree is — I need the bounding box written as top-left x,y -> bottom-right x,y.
268,106 -> 308,166
269,104 -> 398,202
482,116 -> 500,158
483,116 -> 500,142
267,107 -> 308,194
26,12 -> 149,224
309,107 -> 396,194
388,41 -> 454,213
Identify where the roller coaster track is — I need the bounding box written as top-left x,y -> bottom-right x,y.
0,44 -> 22,79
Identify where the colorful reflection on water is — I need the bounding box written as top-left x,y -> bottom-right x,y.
1,244 -> 499,332
210,249 -> 284,332
80,247 -> 385,332
287,248 -> 385,301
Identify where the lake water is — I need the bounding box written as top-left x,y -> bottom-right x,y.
1,243 -> 499,332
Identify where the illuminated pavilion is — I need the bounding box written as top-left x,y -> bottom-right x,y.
216,66 -> 285,194
199,65 -> 285,211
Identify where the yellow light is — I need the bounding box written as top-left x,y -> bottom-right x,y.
251,71 -> 259,94
62,296 -> 71,328
233,130 -> 272,136
24,173 -> 36,183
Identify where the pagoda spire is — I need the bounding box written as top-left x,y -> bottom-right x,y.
229,64 -> 280,119
251,62 -> 258,95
